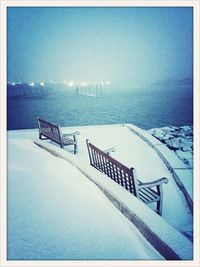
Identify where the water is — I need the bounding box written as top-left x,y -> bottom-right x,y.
7,86 -> 193,130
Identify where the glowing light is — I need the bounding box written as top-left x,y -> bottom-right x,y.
12,82 -> 16,86
105,80 -> 110,85
29,82 -> 35,87
40,82 -> 44,86
69,81 -> 74,87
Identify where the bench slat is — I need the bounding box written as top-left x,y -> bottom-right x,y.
62,136 -> 75,145
139,187 -> 160,200
139,189 -> 160,203
139,195 -> 160,204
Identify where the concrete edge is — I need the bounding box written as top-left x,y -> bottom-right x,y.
33,139 -> 193,260
125,124 -> 193,213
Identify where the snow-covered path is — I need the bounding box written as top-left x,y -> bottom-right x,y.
8,138 -> 163,260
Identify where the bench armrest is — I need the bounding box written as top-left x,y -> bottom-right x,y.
103,147 -> 115,155
138,177 -> 169,189
63,131 -> 80,137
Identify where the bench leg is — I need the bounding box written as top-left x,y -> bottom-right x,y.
157,200 -> 162,215
73,135 -> 78,154
60,143 -> 64,148
39,133 -> 49,140
157,185 -> 163,215
73,142 -> 79,154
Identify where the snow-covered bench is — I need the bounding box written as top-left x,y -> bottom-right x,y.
37,117 -> 80,154
86,139 -> 168,215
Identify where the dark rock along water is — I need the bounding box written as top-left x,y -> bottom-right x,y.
7,85 -> 193,130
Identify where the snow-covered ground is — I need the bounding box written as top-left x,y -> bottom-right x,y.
8,137 -> 163,260
7,124 -> 193,260
67,126 -> 192,232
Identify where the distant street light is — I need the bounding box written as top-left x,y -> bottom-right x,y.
69,81 -> 74,87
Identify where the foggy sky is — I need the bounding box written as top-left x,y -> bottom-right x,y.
7,7 -> 193,88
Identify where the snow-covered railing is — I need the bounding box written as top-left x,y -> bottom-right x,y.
76,84 -> 103,98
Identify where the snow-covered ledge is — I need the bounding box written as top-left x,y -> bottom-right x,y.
34,139 -> 192,260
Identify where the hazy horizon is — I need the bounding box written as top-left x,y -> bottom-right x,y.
7,7 -> 193,89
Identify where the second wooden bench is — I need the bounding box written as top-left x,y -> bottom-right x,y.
86,139 -> 168,215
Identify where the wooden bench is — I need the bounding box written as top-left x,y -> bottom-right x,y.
86,139 -> 168,215
37,117 -> 80,154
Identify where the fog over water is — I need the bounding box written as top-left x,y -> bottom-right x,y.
8,7 -> 193,88
7,7 -> 193,130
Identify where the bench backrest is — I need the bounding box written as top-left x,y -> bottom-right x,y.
86,139 -> 139,197
37,117 -> 62,145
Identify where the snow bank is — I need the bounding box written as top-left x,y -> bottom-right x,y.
8,126 -> 193,231
33,138 -> 193,260
69,125 -> 192,230
8,138 -> 163,260
7,124 -> 193,260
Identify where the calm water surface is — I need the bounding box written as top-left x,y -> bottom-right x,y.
7,86 -> 193,130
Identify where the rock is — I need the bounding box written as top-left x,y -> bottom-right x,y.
162,134 -> 174,140
161,126 -> 175,132
182,146 -> 192,152
181,138 -> 193,152
166,138 -> 182,149
150,128 -> 165,140
170,126 -> 179,131
148,125 -> 193,167
180,126 -> 192,131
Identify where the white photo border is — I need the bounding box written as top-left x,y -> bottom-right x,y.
0,1 -> 199,267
